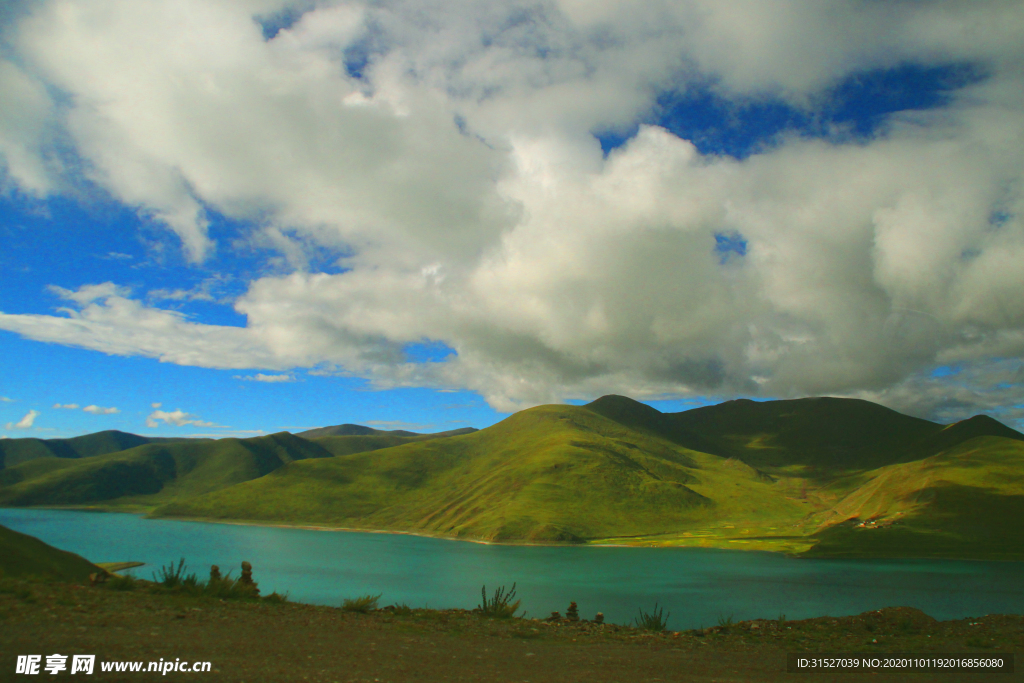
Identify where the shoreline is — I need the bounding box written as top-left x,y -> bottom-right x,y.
4,504 -> 808,553
6,505 -> 1024,563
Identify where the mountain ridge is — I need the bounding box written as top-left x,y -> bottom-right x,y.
2,396 -> 1022,560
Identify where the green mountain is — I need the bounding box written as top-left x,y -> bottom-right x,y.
0,432 -> 334,507
156,402 -> 720,542
3,396 -> 1021,560
151,396 -> 1024,559
0,430 -> 203,469
298,424 -> 480,439
0,523 -> 103,582
804,435 -> 1024,560
664,397 -> 949,469
0,426 -> 483,510
297,423 -> 417,438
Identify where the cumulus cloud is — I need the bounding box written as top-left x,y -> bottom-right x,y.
0,283 -> 286,369
146,409 -> 220,429
234,373 -> 296,383
0,0 -> 1022,417
83,404 -> 119,414
148,275 -> 232,304
53,403 -> 79,409
6,410 -> 40,430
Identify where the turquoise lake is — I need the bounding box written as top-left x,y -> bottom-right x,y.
3,508 -> 1022,631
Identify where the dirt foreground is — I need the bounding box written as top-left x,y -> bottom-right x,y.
1,577 -> 1020,683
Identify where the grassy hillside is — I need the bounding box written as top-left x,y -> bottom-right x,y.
803,435 -> 1024,560
309,428 -> 480,457
0,523 -> 103,582
0,430 -> 204,469
156,403 -> 728,542
0,426 -> 485,511
0,432 -> 334,508
153,396 -> 1024,559
6,395 -> 1022,560
665,397 -> 1019,471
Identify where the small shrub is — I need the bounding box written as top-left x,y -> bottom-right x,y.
342,594 -> 382,613
634,603 -> 671,632
478,583 -> 521,618
263,591 -> 289,604
717,614 -> 735,628
154,558 -> 198,589
777,613 -> 786,626
390,602 -> 413,616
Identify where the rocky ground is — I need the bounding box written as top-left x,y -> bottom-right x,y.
1,576 -> 1020,682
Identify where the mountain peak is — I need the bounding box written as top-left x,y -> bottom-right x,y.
584,395 -> 665,429
295,424 -> 391,438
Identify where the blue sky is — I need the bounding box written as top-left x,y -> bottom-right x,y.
2,1 -> 1023,438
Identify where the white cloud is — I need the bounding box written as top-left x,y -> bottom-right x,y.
83,404 -> 119,414
6,410 -> 40,430
234,373 -> 296,383
145,409 -> 220,429
0,0 -> 1022,418
1,397 -> 14,402
151,402 -> 162,408
0,58 -> 57,194
53,403 -> 80,409
0,283 -> 285,369
148,275 -> 231,304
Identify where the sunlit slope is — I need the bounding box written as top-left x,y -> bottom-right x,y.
152,396 -> 1024,556
8,395 -> 1022,558
0,432 -> 334,507
155,403 -> 772,542
310,428 -> 480,457
0,430 -> 202,469
0,523 -> 103,582
804,435 -> 1024,559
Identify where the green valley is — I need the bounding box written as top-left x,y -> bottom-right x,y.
1,396 -> 1022,560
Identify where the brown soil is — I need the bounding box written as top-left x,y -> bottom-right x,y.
1,578 -> 1020,682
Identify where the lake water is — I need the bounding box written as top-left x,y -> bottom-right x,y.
3,508 -> 1022,631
